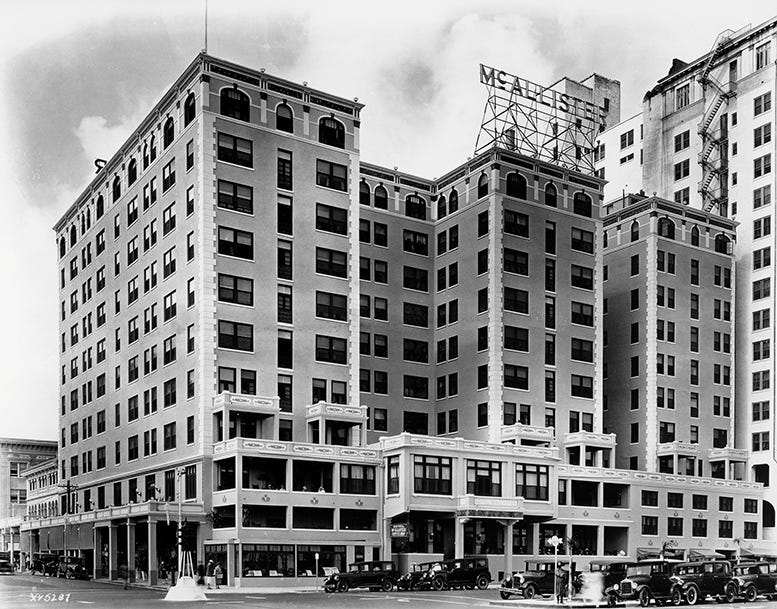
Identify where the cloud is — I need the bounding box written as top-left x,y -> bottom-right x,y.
73,115 -> 136,165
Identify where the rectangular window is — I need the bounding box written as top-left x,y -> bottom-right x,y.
504,248 -> 528,275
466,460 -> 501,496
316,159 -> 348,191
316,203 -> 348,235
315,335 -> 347,364
217,132 -> 252,167
218,320 -> 253,351
570,265 -> 594,290
413,455 -> 452,495
217,180 -> 253,214
218,273 -> 253,306
315,247 -> 347,278
218,226 -> 253,259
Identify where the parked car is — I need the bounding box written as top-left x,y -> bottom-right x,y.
618,559 -> 683,607
420,557 -> 491,591
56,556 -> 91,580
0,552 -> 13,574
730,562 -> 777,602
671,560 -> 736,605
397,562 -> 437,591
587,559 -> 633,606
323,560 -> 397,593
30,553 -> 59,576
500,559 -> 580,600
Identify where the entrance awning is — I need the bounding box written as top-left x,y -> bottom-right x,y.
637,547 -> 684,560
688,549 -> 725,560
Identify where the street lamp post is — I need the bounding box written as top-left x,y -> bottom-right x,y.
548,535 -> 561,603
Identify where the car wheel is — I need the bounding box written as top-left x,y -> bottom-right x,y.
66,570 -> 74,580
500,590 -> 512,600
607,593 -> 618,607
476,574 -> 489,590
723,583 -> 736,603
381,577 -> 394,592
686,586 -> 699,606
432,577 -> 445,591
745,586 -> 758,603
325,587 -> 334,594
524,584 -> 538,599
639,587 -> 652,607
337,580 -> 349,593
671,587 -> 684,606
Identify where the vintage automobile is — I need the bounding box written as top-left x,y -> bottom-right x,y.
419,557 -> 491,591
323,560 -> 398,593
30,553 -> 59,576
618,559 -> 683,606
56,556 -> 91,580
396,562 -> 437,591
729,562 -> 777,602
500,559 -> 580,600
587,559 -> 633,605
0,552 -> 13,574
670,560 -> 736,605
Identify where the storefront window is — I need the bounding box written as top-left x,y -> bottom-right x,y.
241,544 -> 294,577
297,545 -> 346,577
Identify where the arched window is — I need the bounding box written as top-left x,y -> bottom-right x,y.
477,173 -> 489,198
690,226 -> 700,246
405,194 -> 426,220
374,185 -> 388,210
221,87 -> 250,122
143,143 -> 149,169
319,117 -> 345,149
449,189 -> 459,213
359,181 -> 371,206
86,209 -> 91,229
630,220 -> 640,242
112,176 -> 121,202
70,225 -> 77,247
149,135 -> 157,163
184,92 -> 196,126
96,195 -> 104,219
545,183 -> 557,208
127,158 -> 137,186
276,104 -> 293,133
59,237 -> 66,259
603,231 -> 608,249
80,214 -> 85,235
573,192 -> 592,217
437,195 -> 447,219
764,500 -> 775,528
658,217 -> 675,239
714,234 -> 731,254
163,116 -> 174,149
506,173 -> 527,199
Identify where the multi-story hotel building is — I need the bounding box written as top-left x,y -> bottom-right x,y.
602,194 -> 739,476
596,17 -> 777,531
21,52 -> 771,587
0,438 -> 57,563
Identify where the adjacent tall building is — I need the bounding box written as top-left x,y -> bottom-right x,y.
20,49 -> 772,587
597,17 -> 777,527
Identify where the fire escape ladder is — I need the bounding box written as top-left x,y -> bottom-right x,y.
697,30 -> 736,214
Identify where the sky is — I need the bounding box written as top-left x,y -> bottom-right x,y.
0,0 -> 775,441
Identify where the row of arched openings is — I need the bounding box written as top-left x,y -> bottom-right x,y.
218,87 -> 346,148
604,217 -> 731,253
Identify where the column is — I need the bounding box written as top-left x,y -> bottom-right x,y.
503,520 -> 515,578
147,518 -> 158,586
226,539 -> 235,588
597,525 -> 605,557
454,517 -> 465,558
92,527 -> 98,580
382,519 -> 391,561
127,520 -> 136,583
108,524 -> 118,580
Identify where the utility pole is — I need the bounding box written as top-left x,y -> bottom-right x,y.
57,480 -> 78,558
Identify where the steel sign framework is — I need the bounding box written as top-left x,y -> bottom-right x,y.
475,64 -> 604,174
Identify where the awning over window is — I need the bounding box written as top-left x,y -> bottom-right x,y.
688,549 -> 725,560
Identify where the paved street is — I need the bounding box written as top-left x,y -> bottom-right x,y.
4,574 -> 777,609
0,573 -> 497,609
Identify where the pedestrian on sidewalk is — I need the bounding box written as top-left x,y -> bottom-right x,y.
556,567 -> 567,604
214,563 -> 223,590
205,559 -> 215,589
